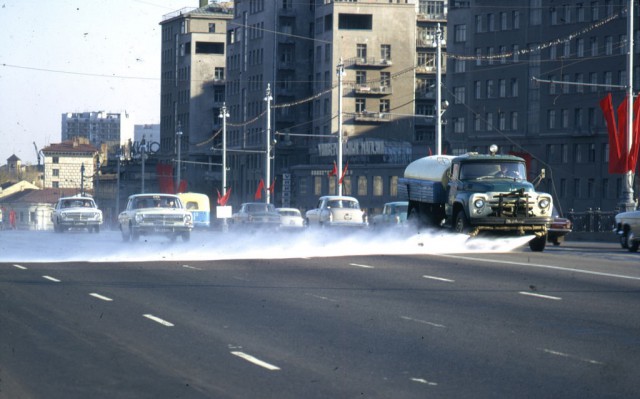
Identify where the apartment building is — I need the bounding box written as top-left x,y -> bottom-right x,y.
159,1 -> 233,196
225,0 -> 445,214
446,0 -> 637,214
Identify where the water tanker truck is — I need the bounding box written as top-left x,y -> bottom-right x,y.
398,145 -> 553,251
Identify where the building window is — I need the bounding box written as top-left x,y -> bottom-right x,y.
343,176 -> 352,196
561,143 -> 569,163
511,111 -> 518,130
475,80 -> 482,99
499,79 -> 506,97
356,70 -> 367,85
355,98 -> 366,113
562,109 -> 569,128
214,67 -> 225,80
52,181 -> 59,188
574,178 -> 581,198
454,24 -> 467,43
454,87 -> 465,104
381,44 -> 391,61
314,176 -> 322,196
208,23 -> 216,33
475,15 -> 483,33
52,169 -> 59,177
389,176 -> 398,196
498,112 -> 506,130
379,99 -> 390,113
454,117 -> 465,133
513,10 -> 520,28
53,157 -> 59,164
511,78 -> 519,97
373,176 -> 383,196
357,176 -> 368,196
357,43 -> 367,60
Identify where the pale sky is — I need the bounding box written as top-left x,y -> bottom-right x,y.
0,0 -> 194,165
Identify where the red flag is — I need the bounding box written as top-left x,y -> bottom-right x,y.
428,147 -> 432,156
255,179 -> 264,200
627,97 -> 640,172
616,96 -> 630,173
268,178 -> 276,194
328,161 -> 337,177
601,94 -> 625,174
339,162 -> 349,184
217,187 -> 231,206
177,180 -> 187,194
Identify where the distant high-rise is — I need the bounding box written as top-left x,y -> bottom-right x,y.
61,111 -> 133,156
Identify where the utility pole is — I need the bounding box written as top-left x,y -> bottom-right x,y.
264,84 -> 273,204
141,136 -> 147,194
80,163 -> 85,196
219,103 -> 230,232
622,0 -> 636,211
176,122 -> 182,193
435,23 -> 443,155
337,59 -> 345,195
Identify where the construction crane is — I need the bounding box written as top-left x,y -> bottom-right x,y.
33,142 -> 42,167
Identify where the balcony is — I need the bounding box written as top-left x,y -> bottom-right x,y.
354,84 -> 392,96
353,111 -> 391,123
347,57 -> 393,68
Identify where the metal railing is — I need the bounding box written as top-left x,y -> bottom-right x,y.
567,208 -> 617,232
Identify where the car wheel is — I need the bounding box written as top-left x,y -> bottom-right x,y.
181,231 -> 190,242
628,232 -> 639,252
94,225 -> 100,233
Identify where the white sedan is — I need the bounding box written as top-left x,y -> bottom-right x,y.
305,196 -> 368,228
614,210 -> 640,252
276,208 -> 305,229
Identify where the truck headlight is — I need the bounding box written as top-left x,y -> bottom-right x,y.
184,214 -> 192,222
474,199 -> 485,209
538,198 -> 550,209
135,213 -> 144,223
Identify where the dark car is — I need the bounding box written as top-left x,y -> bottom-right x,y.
547,208 -> 572,246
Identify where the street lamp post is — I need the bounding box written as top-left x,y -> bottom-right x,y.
80,163 -> 85,196
95,158 -> 100,204
176,122 -> 182,193
219,103 -> 230,232
264,84 -> 273,204
141,136 -> 147,194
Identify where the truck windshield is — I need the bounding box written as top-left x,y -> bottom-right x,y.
459,162 -> 525,180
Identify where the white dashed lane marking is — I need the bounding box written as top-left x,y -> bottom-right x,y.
422,275 -> 455,283
143,314 -> 174,327
89,293 -> 114,302
231,351 -> 280,371
519,291 -> 562,301
12,264 -> 27,270
42,275 -> 61,283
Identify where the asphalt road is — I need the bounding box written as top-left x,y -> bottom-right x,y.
1,230 -> 639,398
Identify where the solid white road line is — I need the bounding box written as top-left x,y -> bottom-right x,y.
422,275 -> 455,283
182,264 -> 202,270
519,291 -> 562,300
42,275 -> 61,283
89,293 -> 113,302
349,263 -> 374,269
12,264 -> 27,270
143,314 -> 175,327
231,351 -> 280,371
437,253 -> 640,282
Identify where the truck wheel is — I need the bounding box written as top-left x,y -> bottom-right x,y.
454,212 -> 470,234
181,231 -> 191,242
529,235 -> 547,252
628,233 -> 639,252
